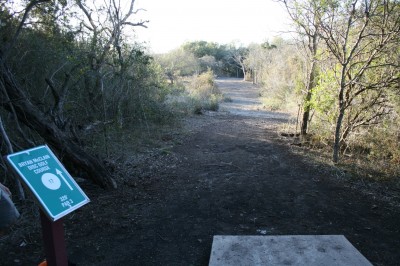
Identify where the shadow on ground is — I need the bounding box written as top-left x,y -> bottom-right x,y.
1,78 -> 399,266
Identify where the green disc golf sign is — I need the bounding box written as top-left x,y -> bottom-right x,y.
7,145 -> 90,221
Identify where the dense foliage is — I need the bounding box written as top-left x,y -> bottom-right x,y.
0,1 -> 173,188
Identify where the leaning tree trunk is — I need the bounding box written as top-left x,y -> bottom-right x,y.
0,116 -> 25,199
0,58 -> 116,189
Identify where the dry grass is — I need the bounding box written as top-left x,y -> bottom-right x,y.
278,120 -> 400,184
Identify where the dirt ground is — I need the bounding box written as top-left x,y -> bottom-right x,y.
1,78 -> 400,266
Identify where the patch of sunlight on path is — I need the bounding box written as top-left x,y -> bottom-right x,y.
216,78 -> 290,120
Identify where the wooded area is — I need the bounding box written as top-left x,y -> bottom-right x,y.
278,0 -> 399,166
0,0 -> 398,194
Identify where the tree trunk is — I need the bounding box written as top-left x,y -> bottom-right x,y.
301,61 -> 317,135
333,74 -> 347,163
0,116 -> 25,199
0,58 -> 116,189
333,104 -> 345,163
301,34 -> 318,135
301,92 -> 312,135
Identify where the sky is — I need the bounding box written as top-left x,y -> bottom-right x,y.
132,0 -> 292,53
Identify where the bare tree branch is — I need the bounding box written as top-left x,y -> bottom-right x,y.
3,0 -> 51,60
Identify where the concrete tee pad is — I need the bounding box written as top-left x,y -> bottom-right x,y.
209,235 -> 372,266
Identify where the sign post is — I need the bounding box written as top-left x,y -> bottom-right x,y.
7,145 -> 90,265
40,210 -> 68,266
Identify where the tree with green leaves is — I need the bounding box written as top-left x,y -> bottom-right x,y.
317,0 -> 400,162
280,0 -> 324,135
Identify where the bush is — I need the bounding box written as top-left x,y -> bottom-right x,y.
188,70 -> 220,98
165,70 -> 221,115
188,70 -> 221,113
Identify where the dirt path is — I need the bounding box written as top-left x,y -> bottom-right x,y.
1,78 -> 399,265
218,78 -> 290,120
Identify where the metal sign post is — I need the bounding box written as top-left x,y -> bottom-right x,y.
7,145 -> 90,266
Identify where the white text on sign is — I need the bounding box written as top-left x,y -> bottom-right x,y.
60,195 -> 74,208
18,155 -> 51,174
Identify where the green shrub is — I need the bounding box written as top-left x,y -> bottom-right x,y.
188,69 -> 220,98
165,70 -> 221,114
